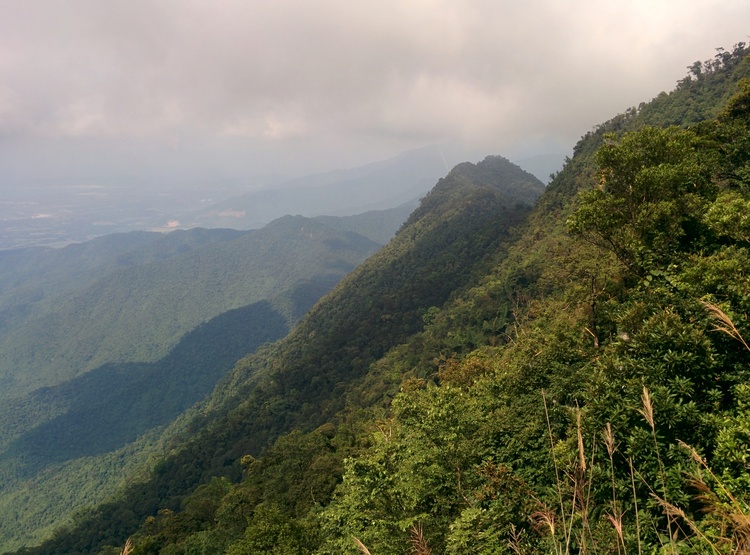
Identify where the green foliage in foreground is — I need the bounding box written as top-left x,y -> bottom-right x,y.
10,48 -> 750,555
314,76 -> 750,555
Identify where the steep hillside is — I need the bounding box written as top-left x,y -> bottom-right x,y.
0,217 -> 380,552
0,302 -> 286,468
0,302 -> 287,552
312,53 -> 750,554
0,217 -> 379,398
301,46 -> 750,554
8,156 -> 543,554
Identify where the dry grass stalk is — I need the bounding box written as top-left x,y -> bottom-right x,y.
602,423 -> 624,555
638,387 -> 675,543
602,423 -> 616,458
638,386 -> 655,431
532,506 -> 567,555
352,536 -> 372,555
576,407 -> 587,473
120,538 -> 133,555
409,524 -> 432,555
678,440 -> 741,506
542,390 -> 569,540
581,435 -> 600,554
629,458 -> 643,555
677,441 -> 750,553
702,300 -> 750,352
531,507 -> 557,539
652,496 -> 722,555
606,512 -> 625,551
508,524 -> 525,555
730,513 -> 750,555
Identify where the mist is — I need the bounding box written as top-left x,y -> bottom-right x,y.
1,0 -> 749,247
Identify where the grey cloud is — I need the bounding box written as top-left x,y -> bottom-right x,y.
0,0 -> 749,176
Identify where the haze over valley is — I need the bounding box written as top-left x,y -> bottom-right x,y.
1,2 -> 747,251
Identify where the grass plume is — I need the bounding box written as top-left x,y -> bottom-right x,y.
702,300 -> 750,352
409,524 -> 432,555
638,386 -> 655,431
353,536 -> 372,555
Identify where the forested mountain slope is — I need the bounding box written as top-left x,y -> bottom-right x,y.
314,46 -> 750,554
0,216 -> 381,552
11,45 -> 750,555
9,155 -> 543,554
0,217 -> 379,397
0,228 -> 245,309
0,228 -> 248,389
313,48 -> 750,554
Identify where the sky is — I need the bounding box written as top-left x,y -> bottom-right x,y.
1,0 -> 749,191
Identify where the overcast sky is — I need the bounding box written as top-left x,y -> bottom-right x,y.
1,0 -> 749,190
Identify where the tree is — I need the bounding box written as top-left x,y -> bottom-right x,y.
567,126 -> 716,275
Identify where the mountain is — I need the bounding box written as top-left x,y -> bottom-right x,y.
0,144 -> 474,251
0,229 -> 246,323
312,200 -> 419,245
3,155 -> 542,553
0,217 -> 380,398
0,301 -> 286,467
9,45 -> 750,555
183,144 -> 479,231
0,216 -> 382,552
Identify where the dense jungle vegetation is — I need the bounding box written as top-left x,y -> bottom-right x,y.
8,44 -> 750,555
0,216 -> 383,552
0,216 -> 380,397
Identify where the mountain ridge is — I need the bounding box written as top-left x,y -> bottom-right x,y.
4,154 -> 544,554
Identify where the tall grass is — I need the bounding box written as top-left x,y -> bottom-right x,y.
535,385 -> 750,555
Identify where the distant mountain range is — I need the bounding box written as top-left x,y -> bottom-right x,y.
181,144 -> 456,230
0,143 -> 494,250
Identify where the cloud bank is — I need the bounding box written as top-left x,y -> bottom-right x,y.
1,0 -> 749,179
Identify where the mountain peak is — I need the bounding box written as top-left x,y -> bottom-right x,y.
443,155 -> 544,203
